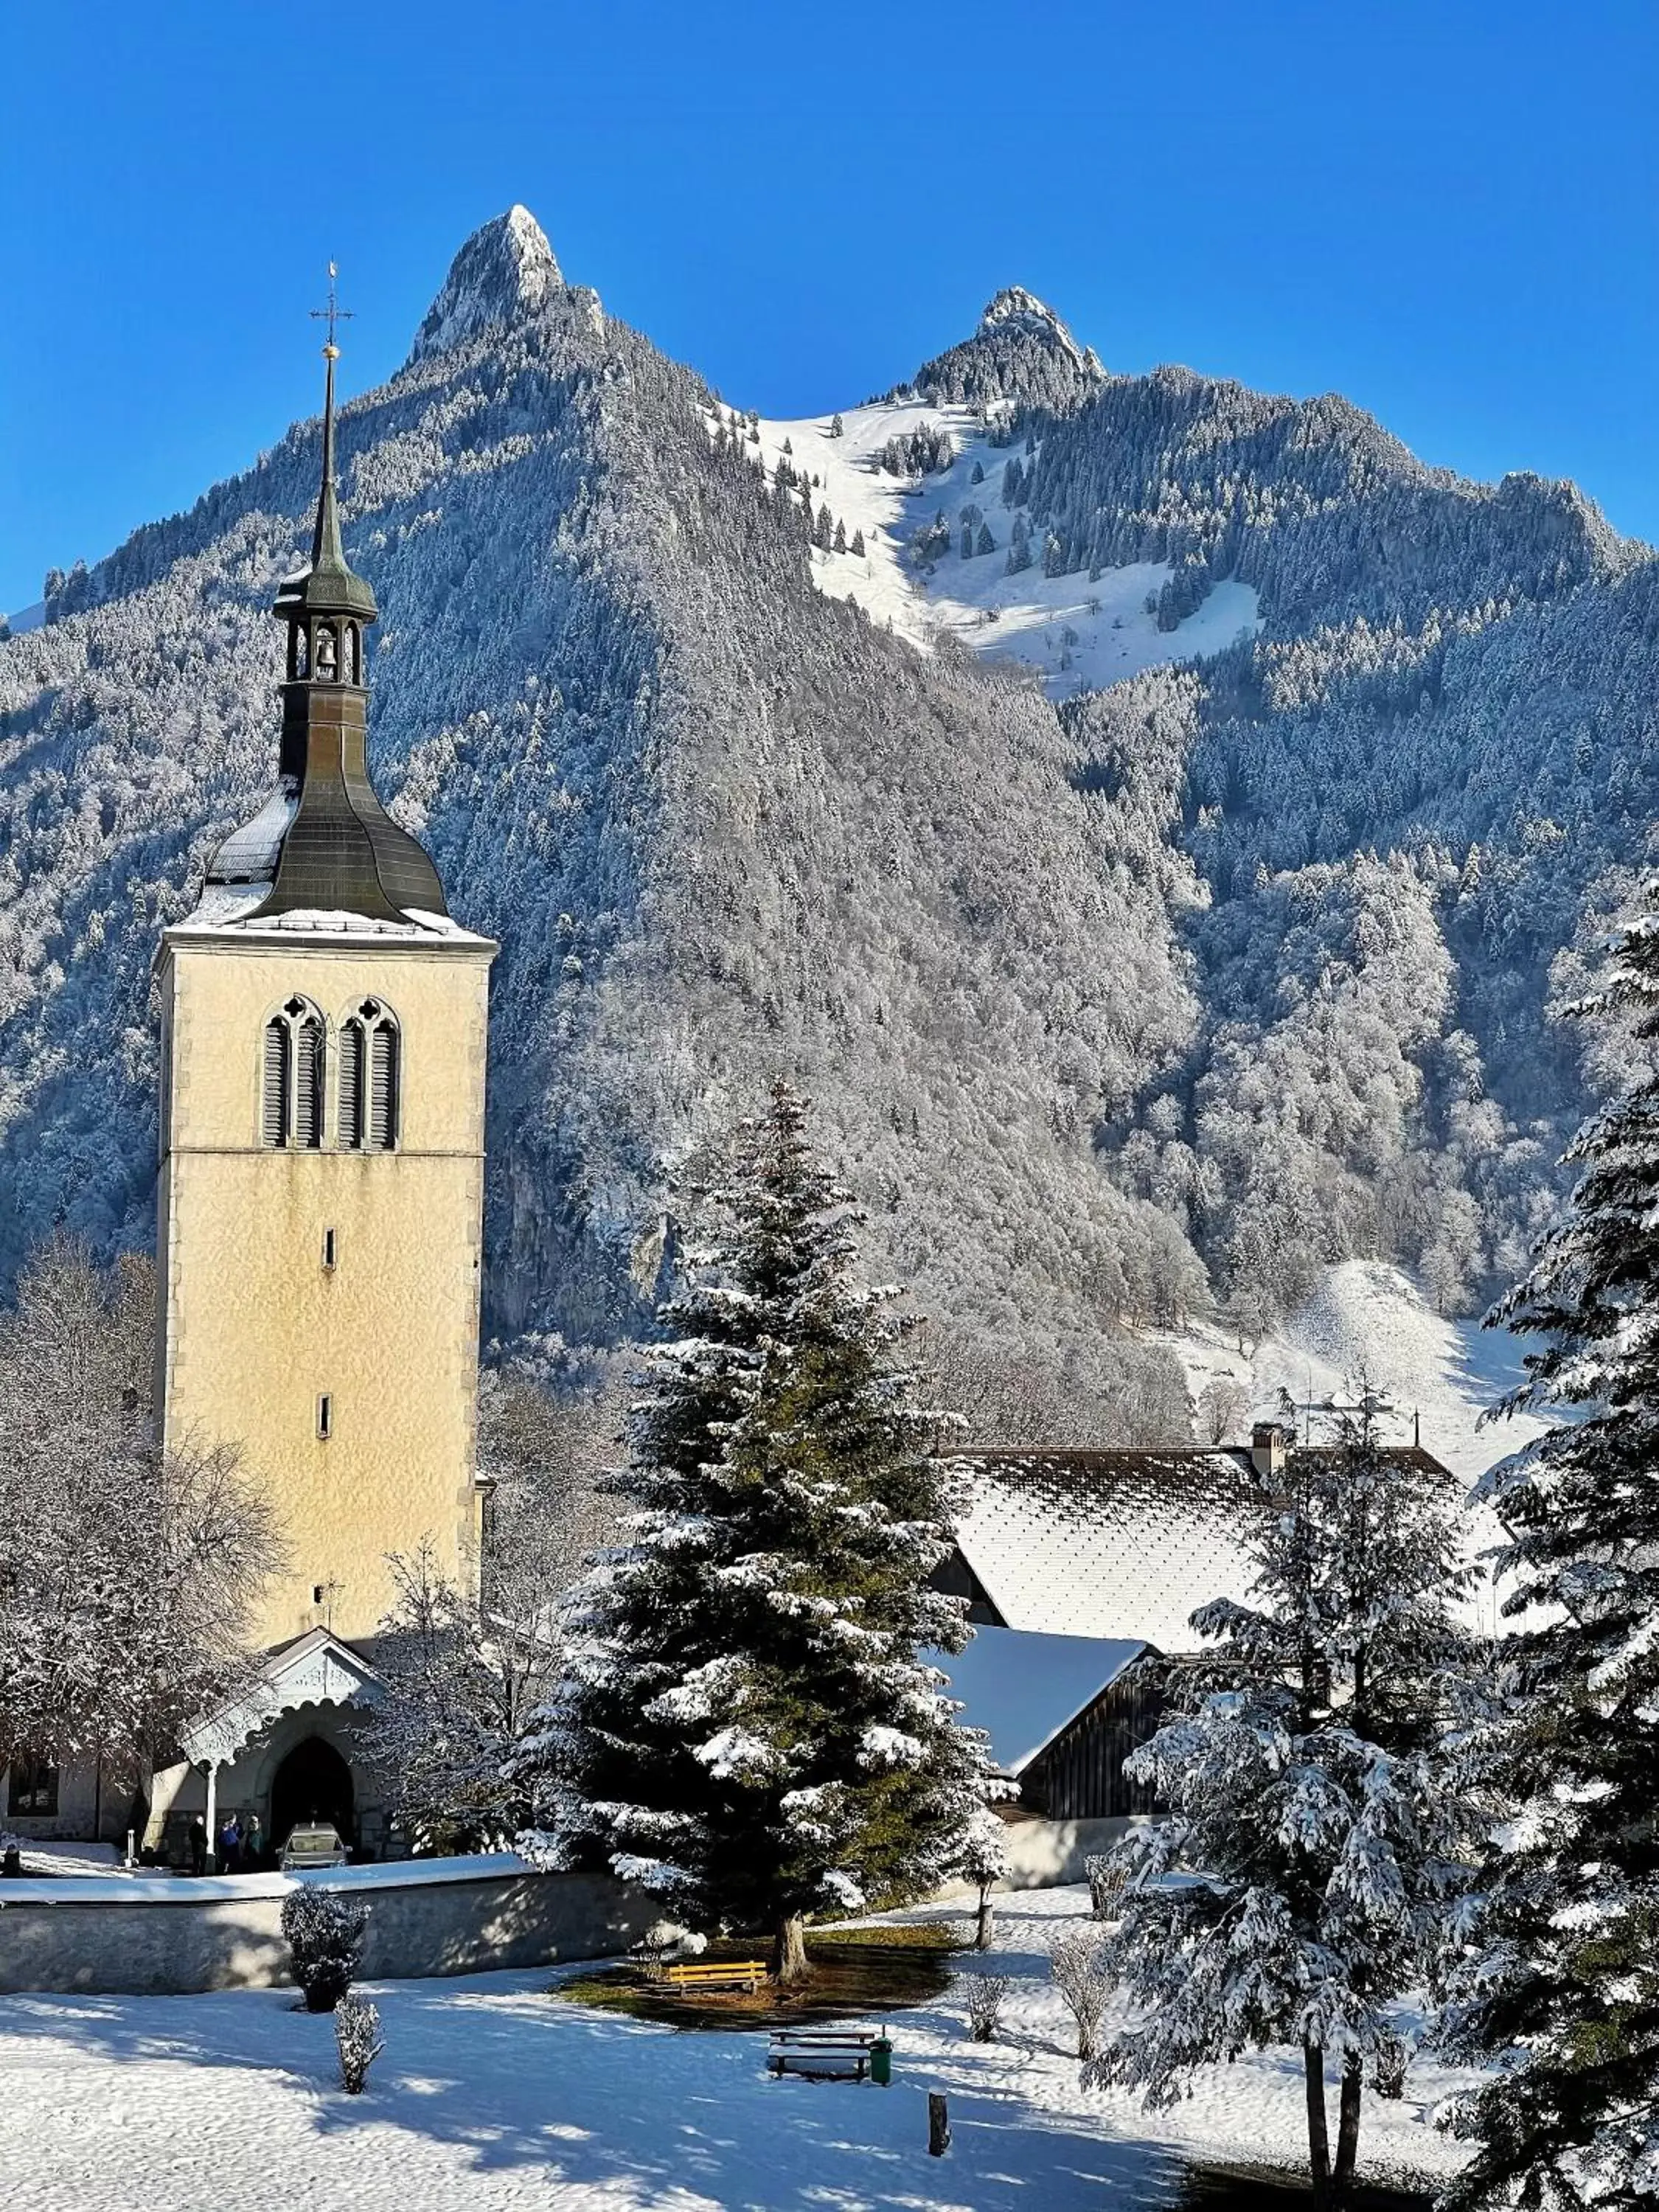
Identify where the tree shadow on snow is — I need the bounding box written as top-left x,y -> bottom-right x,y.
0,1974 -> 1192,2210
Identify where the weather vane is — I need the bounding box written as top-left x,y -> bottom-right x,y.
310,262 -> 353,359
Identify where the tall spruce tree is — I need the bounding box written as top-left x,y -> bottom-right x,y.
1441,904 -> 1659,2211
1088,1397 -> 1471,2207
515,1082 -> 996,1981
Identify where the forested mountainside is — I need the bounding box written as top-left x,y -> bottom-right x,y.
0,204 -> 1653,1430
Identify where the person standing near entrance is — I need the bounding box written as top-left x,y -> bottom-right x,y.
219,1813 -> 242,1871
187,1817 -> 208,1876
243,1811 -> 265,1870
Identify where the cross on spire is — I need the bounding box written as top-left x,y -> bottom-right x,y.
310,262 -> 353,358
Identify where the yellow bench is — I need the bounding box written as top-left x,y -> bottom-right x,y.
661,1958 -> 769,1993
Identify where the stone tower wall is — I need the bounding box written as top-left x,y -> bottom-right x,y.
156,929 -> 493,1649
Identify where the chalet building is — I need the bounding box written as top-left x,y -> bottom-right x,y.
933,1424 -> 1453,1821
934,1627 -> 1164,1821
2,331 -> 495,1864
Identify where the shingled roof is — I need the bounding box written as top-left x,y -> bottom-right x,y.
949,1444 -> 1449,1652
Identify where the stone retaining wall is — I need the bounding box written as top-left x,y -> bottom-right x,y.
0,1857 -> 653,1997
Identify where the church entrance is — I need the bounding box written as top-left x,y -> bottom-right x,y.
269,1735 -> 355,1851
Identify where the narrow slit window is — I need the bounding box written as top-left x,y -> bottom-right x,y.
316,1393 -> 333,1441
321,1228 -> 337,1270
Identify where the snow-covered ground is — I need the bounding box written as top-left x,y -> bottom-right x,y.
0,1887 -> 1465,2210
736,402 -> 1260,697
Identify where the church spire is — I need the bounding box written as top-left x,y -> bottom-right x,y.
311,340 -> 347,574
205,272 -> 448,925
274,275 -> 377,632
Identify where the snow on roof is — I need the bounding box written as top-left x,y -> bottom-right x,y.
955,1449 -> 1262,1650
170,890 -> 488,943
206,782 -> 298,883
935,1626 -> 1147,1774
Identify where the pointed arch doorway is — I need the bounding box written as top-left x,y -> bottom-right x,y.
270,1735 -> 355,1851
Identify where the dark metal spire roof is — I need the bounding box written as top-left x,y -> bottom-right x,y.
204,304 -> 448,925
272,343 -> 378,625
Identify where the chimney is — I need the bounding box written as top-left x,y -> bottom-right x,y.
1250,1422 -> 1285,1480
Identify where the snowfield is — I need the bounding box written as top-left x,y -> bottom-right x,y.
0,1888 -> 1469,2210
1160,1257 -> 1547,1493
1161,1259 -> 1543,1635
738,400 -> 1262,695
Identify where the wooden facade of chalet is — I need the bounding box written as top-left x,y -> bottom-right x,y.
1012,1654 -> 1166,1821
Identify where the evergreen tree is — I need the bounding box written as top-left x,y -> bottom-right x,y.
1006,514 -> 1032,574
1088,1397 -> 1471,2207
961,521 -> 975,560
970,459 -> 985,485
975,521 -> 995,557
1440,901 -> 1659,2211
829,412 -> 844,439
814,501 -> 834,551
832,518 -> 847,555
850,528 -> 865,557
515,1083 -> 996,1983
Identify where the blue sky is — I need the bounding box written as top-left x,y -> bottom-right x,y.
2,0 -> 1656,618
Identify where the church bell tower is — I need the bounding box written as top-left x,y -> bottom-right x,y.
154,319 -> 495,1654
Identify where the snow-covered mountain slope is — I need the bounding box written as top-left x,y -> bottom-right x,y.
1164,1259 -> 1545,1490
3,203 -> 1656,1427
1164,1260 -> 1548,1633
0,212 -> 1201,1425
740,397 -> 1261,695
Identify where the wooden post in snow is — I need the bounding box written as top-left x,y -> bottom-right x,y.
928,2093 -> 950,2157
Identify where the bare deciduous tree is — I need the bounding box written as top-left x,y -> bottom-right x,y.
366,1360 -> 626,1850
0,1239 -> 279,1786
1196,1374 -> 1252,1446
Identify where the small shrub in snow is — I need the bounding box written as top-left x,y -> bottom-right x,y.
634,1926 -> 673,1980
335,1989 -> 383,2093
1085,1854 -> 1125,1920
960,1970 -> 1012,2042
1050,1927 -> 1113,2060
281,1887 -> 367,2014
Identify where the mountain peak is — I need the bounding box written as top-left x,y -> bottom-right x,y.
910,285 -> 1104,414
978,285 -> 1068,340
408,206 -> 563,363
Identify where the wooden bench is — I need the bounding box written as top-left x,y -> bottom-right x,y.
768,2029 -> 878,2081
661,1958 -> 769,1994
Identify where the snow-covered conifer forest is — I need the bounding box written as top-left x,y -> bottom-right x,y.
1,204 -> 1650,1414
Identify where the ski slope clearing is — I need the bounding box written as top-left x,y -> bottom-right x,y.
1158,1261 -> 1545,1636
1162,1259 -> 1544,1491
0,1888 -> 1466,2211
742,402 -> 1261,696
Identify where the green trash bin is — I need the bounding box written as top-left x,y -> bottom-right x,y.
870,2034 -> 893,2086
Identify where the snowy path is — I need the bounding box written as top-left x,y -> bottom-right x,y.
0,1889 -> 1467,2210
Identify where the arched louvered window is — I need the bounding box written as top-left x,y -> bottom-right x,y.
338,998 -> 399,1152
262,1019 -> 289,1147
261,997 -> 326,1150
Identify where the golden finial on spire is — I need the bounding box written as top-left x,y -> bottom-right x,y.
310,261 -> 353,359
